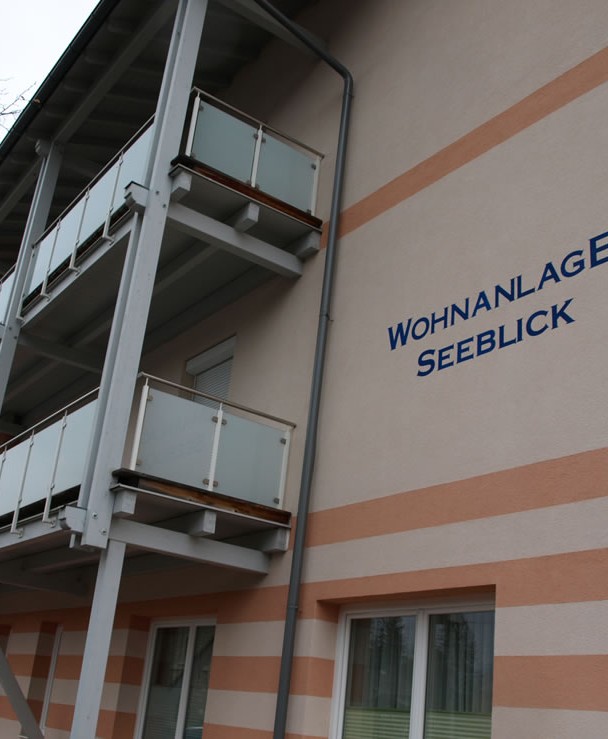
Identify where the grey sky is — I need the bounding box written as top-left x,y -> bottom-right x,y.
1,0 -> 99,134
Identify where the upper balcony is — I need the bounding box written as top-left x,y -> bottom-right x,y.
0,0 -> 326,432
0,90 -> 322,325
0,373 -> 293,564
0,89 -> 323,428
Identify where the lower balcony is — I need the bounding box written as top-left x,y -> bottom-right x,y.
0,374 -> 293,551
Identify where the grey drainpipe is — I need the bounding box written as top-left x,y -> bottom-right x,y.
251,2 -> 354,738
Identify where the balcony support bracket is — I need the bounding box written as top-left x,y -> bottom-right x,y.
113,489 -> 137,518
59,505 -> 87,533
124,182 -> 149,214
227,202 -> 260,232
167,201 -> 302,278
110,518 -> 269,574
291,230 -> 321,259
170,170 -> 193,202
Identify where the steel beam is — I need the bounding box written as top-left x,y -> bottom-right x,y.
18,333 -> 103,374
0,160 -> 39,228
54,2 -> 177,146
69,539 -> 126,739
167,201 -> 303,277
79,0 -> 210,552
0,142 -> 63,413
216,0 -> 326,55
110,518 -> 269,573
0,647 -> 44,739
0,561 -> 90,597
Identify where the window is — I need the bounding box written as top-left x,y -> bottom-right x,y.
137,623 -> 215,739
334,604 -> 494,739
186,337 -> 235,407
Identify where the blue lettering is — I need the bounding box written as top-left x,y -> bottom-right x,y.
477,330 -> 495,356
431,306 -> 449,334
560,249 -> 585,278
471,290 -> 492,318
412,317 -> 430,340
516,274 -> 535,298
526,309 -> 548,336
450,298 -> 469,325
551,298 -> 575,328
537,261 -> 561,290
417,349 -> 436,377
456,337 -> 474,363
437,345 -> 454,370
388,319 -> 411,350
494,278 -> 516,307
590,231 -> 608,267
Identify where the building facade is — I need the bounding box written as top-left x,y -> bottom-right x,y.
0,1 -> 607,738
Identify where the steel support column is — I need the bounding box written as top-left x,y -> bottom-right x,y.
0,647 -> 44,739
78,0 -> 210,549
0,141 -> 62,411
68,539 -> 126,739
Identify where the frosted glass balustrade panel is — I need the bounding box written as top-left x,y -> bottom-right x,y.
0,270 -> 15,324
190,102 -> 257,183
0,441 -> 30,518
77,164 -> 119,246
256,132 -> 317,212
20,422 -> 63,509
53,400 -> 98,493
112,125 -> 153,211
27,230 -> 55,294
214,410 -> 287,507
135,389 -> 217,489
25,126 -> 153,298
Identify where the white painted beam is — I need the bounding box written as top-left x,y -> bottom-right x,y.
216,0 -> 326,56
167,201 -> 302,277
110,518 -> 269,574
227,202 -> 260,232
18,333 -> 103,374
55,2 -> 176,145
0,648 -> 44,739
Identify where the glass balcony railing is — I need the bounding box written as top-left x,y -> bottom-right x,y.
0,267 -> 15,324
25,121 -> 154,298
0,90 -> 321,321
130,375 -> 293,509
185,89 -> 322,215
0,390 -> 98,527
0,374 -> 293,530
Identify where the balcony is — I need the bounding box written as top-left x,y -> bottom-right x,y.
3,91 -> 322,328
0,374 -> 293,540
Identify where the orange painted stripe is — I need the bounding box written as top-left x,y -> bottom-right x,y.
210,655 -> 280,692
205,726 -> 323,739
0,551 -> 605,635
54,654 -> 82,680
97,708 -> 137,739
298,548 -> 608,616
45,701 -> 73,731
495,655 -> 608,711
105,655 -> 145,685
0,696 -> 17,721
4,653 -> 36,675
338,45 -> 608,239
292,655 -> 335,698
53,653 -> 144,684
306,447 -> 608,547
209,656 -> 334,697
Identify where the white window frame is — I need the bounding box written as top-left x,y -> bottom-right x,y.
186,336 -> 236,381
329,598 -> 495,739
134,618 -> 216,739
